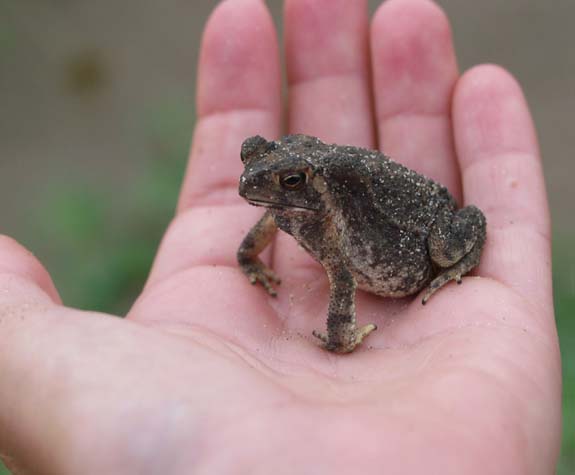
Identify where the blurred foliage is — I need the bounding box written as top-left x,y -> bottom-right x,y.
27,101 -> 191,315
0,1 -> 17,53
554,237 -> 575,475
0,110 -> 573,473
0,100 -> 191,474
65,49 -> 108,96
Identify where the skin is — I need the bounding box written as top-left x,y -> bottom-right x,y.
0,0 -> 561,474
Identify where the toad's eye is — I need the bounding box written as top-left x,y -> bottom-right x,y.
280,172 -> 307,190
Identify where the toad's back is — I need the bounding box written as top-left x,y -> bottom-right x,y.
311,146 -> 453,296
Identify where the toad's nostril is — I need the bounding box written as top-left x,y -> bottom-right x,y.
238,177 -> 247,197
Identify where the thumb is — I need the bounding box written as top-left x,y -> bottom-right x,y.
0,235 -> 61,305
0,235 -> 62,473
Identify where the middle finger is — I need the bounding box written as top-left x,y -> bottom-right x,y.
275,0 -> 375,277
285,0 -> 374,146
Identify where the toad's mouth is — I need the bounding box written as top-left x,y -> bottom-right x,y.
246,198 -> 318,212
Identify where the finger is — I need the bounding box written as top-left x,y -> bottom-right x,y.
285,0 -> 374,147
452,64 -> 553,313
177,0 -> 281,211
0,236 -> 63,472
0,234 -> 60,304
145,0 -> 281,288
371,0 -> 461,198
276,0 -> 374,278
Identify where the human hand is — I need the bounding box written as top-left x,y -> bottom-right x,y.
0,0 -> 561,473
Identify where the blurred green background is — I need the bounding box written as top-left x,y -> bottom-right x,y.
1,0 -> 573,473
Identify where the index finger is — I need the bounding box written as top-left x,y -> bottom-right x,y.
144,0 -> 281,288
178,0 -> 281,211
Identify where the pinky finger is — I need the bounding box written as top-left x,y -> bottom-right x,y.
453,65 -> 553,315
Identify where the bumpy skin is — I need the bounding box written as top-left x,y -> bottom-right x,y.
237,134 -> 486,353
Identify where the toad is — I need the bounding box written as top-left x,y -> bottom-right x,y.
237,134 -> 486,353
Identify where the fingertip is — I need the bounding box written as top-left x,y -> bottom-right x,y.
372,0 -> 452,43
198,0 -> 280,116
453,63 -> 539,162
0,235 -> 61,304
371,0 -> 456,116
285,0 -> 369,81
283,0 -> 374,146
456,63 -> 522,96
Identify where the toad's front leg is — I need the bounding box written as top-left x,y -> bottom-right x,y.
313,265 -> 377,353
237,210 -> 281,296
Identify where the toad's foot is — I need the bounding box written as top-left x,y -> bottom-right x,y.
424,205 -> 486,304
239,259 -> 281,297
313,323 -> 377,353
421,271 -> 462,305
421,233 -> 484,304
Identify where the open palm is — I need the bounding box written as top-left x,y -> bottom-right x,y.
0,0 -> 561,474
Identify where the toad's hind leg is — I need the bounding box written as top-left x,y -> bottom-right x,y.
422,205 -> 486,304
